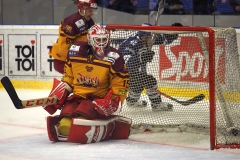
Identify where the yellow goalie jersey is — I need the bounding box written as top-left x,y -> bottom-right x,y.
49,12 -> 94,61
62,41 -> 129,104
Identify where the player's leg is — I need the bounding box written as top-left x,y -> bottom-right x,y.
46,115 -> 66,141
46,115 -> 131,143
126,73 -> 146,107
46,115 -> 89,142
46,95 -> 131,143
49,96 -> 104,139
46,96 -> 82,142
145,75 -> 173,111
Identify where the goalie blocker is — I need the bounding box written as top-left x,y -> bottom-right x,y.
46,115 -> 132,143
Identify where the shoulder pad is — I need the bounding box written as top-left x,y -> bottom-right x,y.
103,52 -> 120,65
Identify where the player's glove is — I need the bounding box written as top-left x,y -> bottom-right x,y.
92,89 -> 121,117
43,78 -> 72,114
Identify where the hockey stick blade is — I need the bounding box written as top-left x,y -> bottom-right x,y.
1,76 -> 58,109
153,89 -> 205,106
1,76 -> 23,109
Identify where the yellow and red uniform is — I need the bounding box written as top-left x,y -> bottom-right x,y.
62,41 -> 129,104
49,12 -> 94,73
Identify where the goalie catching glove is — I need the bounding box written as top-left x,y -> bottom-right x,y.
43,78 -> 72,115
92,89 -> 121,117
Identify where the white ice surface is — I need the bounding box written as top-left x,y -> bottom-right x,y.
0,89 -> 240,160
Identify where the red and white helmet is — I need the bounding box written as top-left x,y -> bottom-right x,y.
77,0 -> 97,9
87,24 -> 110,59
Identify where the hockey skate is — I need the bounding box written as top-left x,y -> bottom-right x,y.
151,102 -> 173,111
126,97 -> 147,108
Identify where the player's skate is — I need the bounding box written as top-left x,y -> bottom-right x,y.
151,102 -> 173,111
126,97 -> 147,108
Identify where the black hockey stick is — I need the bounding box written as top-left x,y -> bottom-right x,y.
150,0 -> 165,48
1,76 -> 57,109
152,88 -> 205,106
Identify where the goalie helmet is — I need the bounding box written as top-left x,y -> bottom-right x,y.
77,0 -> 98,9
87,24 -> 110,59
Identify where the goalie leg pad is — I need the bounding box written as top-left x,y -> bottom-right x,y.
46,116 -> 68,142
111,116 -> 132,139
57,117 -> 72,136
67,115 -> 132,144
67,117 -> 114,144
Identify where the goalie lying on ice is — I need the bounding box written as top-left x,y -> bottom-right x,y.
44,24 -> 131,144
118,22 -> 182,111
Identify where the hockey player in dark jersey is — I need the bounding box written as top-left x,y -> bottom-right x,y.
50,0 -> 97,74
119,23 -> 182,111
44,24 -> 131,144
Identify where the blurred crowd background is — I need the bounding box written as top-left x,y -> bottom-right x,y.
0,0 -> 239,27
106,0 -> 240,15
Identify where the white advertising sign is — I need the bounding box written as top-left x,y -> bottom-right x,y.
0,35 -> 3,75
8,35 -> 37,76
40,34 -> 61,77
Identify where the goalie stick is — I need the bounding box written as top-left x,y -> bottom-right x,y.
1,76 -> 58,109
152,88 -> 205,106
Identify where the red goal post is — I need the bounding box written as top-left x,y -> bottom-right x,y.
106,24 -> 240,150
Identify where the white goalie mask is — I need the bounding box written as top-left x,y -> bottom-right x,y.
87,24 -> 110,59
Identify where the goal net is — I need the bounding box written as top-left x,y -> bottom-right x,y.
106,25 -> 240,150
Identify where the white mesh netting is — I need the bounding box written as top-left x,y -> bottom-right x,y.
108,26 -> 240,147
